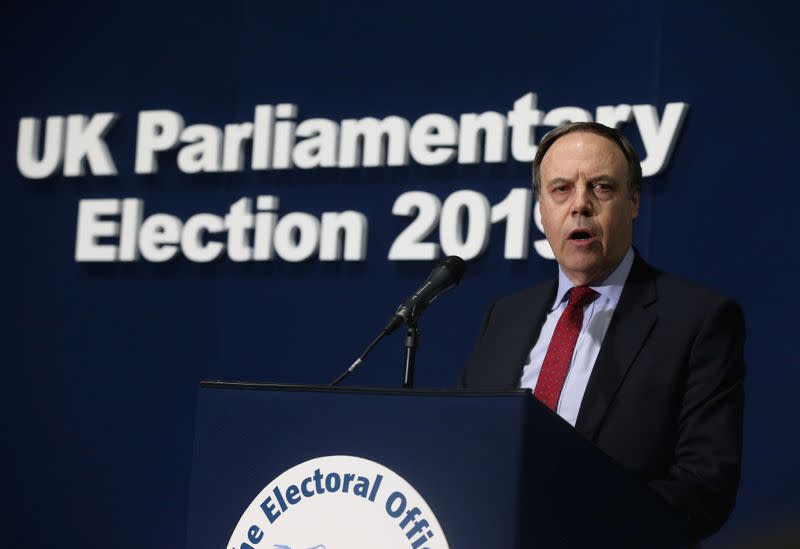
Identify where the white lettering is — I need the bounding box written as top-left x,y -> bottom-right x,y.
75,199 -> 120,261
339,116 -> 410,168
508,93 -> 543,162
222,122 -> 254,172
273,212 -> 320,262
138,213 -> 182,262
225,197 -> 255,262
542,106 -> 592,127
634,102 -> 690,177
293,118 -> 339,169
17,116 -> 65,179
408,114 -> 458,166
319,211 -> 368,261
135,110 -> 185,174
63,113 -> 118,177
178,124 -> 222,173
182,213 -> 225,262
458,111 -> 508,164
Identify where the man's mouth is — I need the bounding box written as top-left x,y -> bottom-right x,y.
568,229 -> 595,241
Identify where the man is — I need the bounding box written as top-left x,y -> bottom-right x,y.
461,122 -> 745,541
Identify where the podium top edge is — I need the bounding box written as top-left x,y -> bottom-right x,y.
200,380 -> 529,398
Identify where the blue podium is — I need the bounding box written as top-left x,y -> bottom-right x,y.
186,382 -> 688,548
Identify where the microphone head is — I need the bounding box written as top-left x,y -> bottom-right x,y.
403,255 -> 466,312
438,255 -> 466,284
385,255 -> 467,332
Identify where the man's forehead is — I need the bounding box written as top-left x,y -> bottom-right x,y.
540,131 -> 628,177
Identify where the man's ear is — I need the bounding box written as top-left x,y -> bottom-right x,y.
631,191 -> 640,221
537,199 -> 550,236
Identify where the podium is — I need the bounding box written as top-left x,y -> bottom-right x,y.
186,382 -> 688,548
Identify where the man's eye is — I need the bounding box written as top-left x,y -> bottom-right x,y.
593,183 -> 612,192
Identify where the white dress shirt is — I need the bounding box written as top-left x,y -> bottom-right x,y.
519,248 -> 634,426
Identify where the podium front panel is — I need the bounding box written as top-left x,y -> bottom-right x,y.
186,384 -> 531,548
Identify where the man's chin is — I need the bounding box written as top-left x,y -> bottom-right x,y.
559,257 -> 609,286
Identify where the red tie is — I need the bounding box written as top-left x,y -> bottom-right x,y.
533,286 -> 599,411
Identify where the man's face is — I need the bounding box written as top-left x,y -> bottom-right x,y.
538,131 -> 640,286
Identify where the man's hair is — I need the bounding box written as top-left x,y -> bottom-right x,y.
531,122 -> 642,197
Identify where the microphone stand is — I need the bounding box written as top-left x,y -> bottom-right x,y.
402,306 -> 420,389
329,255 -> 465,388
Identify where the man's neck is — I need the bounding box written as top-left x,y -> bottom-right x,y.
554,248 -> 634,307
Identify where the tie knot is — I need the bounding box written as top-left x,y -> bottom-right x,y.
568,286 -> 598,308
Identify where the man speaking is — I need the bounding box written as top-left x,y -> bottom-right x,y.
461,122 -> 745,541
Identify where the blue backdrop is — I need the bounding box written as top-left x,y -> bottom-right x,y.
3,1 -> 798,547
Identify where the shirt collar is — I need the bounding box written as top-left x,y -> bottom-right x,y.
551,248 -> 635,311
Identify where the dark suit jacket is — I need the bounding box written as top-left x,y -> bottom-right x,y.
460,255 -> 745,540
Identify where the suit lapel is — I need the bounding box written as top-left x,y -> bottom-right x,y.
574,255 -> 658,440
503,281 -> 558,386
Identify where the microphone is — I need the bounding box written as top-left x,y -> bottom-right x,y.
329,255 -> 466,387
383,255 -> 466,334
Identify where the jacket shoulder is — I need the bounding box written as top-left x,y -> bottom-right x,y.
489,279 -> 556,315
647,264 -> 743,314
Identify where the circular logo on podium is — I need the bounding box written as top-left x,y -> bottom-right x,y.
227,455 -> 450,549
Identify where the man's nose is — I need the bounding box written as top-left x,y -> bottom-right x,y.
571,186 -> 594,216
